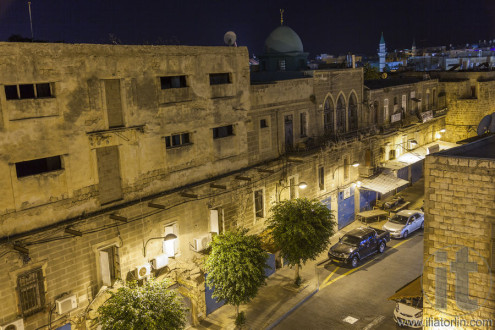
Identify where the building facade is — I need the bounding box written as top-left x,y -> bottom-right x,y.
423,136 -> 495,329
0,37 -> 452,329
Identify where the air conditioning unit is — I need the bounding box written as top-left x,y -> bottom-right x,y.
192,234 -> 211,252
0,319 -> 24,330
56,295 -> 77,314
135,263 -> 151,280
151,254 -> 169,270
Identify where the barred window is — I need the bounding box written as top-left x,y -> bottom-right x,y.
17,268 -> 45,316
165,133 -> 191,148
5,83 -> 53,100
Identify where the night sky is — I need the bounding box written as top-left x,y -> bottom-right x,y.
1,0 -> 495,58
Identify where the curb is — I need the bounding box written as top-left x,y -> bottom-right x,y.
265,288 -> 319,330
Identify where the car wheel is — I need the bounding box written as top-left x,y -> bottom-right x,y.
421,222 -> 424,229
351,256 -> 359,268
403,230 -> 408,239
379,242 -> 386,253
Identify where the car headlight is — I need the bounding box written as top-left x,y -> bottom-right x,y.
414,311 -> 422,318
395,304 -> 399,312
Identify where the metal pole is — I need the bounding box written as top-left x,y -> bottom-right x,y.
28,2 -> 34,41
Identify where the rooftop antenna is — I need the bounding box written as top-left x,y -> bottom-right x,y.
28,2 -> 34,40
280,9 -> 284,26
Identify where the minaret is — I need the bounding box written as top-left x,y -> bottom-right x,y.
378,32 -> 386,72
411,38 -> 416,56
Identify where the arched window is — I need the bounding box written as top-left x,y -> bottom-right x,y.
336,95 -> 346,133
323,98 -> 334,134
348,93 -> 358,131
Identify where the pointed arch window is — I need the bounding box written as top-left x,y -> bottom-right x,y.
323,99 -> 334,134
336,95 -> 346,133
348,93 -> 358,131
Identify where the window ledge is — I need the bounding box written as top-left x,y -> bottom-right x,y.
86,125 -> 146,135
166,143 -> 193,150
16,169 -> 64,180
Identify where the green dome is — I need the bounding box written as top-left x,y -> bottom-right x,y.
264,26 -> 304,53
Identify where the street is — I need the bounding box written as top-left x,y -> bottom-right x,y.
274,229 -> 424,330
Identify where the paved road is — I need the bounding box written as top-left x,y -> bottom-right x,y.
274,230 -> 424,330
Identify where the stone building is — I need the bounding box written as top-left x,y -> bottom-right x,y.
0,26 -> 451,329
423,135 -> 495,329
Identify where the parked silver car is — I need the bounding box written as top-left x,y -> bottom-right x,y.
382,210 -> 424,239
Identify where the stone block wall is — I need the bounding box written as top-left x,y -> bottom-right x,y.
423,152 -> 495,328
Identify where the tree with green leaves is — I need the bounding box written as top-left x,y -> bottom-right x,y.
205,229 -> 268,324
97,278 -> 187,330
268,198 -> 336,285
363,62 -> 381,80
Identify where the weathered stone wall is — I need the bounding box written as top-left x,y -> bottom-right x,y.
0,42 -> 250,237
423,151 -> 495,328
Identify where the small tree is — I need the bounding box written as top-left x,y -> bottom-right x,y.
268,198 -> 336,285
363,62 -> 381,80
205,229 -> 268,323
98,278 -> 187,330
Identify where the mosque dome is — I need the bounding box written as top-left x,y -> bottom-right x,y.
264,26 -> 304,53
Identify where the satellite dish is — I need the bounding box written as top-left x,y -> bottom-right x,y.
489,112 -> 495,133
381,72 -> 388,79
477,114 -> 492,136
224,31 -> 237,46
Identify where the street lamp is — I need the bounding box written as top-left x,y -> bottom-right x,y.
277,181 -> 307,202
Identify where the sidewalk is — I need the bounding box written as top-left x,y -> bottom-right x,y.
194,179 -> 425,330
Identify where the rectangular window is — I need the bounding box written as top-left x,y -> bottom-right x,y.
300,113 -> 307,137
5,83 -> 53,100
278,60 -> 286,71
36,83 -> 52,98
213,125 -> 234,139
319,166 -> 325,191
254,189 -> 264,218
165,133 -> 191,148
160,75 -> 187,89
5,85 -> 19,99
209,73 -> 231,85
99,246 -> 121,287
15,156 -> 62,178
17,268 -> 45,316
402,95 -> 407,112
260,119 -> 268,128
383,99 -> 389,122
19,84 -> 35,99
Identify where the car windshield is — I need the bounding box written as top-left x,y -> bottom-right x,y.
340,235 -> 361,246
390,215 -> 409,224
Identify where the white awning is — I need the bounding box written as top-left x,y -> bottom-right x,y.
360,172 -> 409,195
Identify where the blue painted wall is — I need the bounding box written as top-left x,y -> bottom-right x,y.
359,190 -> 377,211
265,253 -> 276,277
411,160 -> 424,183
56,325 -> 71,330
337,186 -> 355,229
321,196 -> 331,211
205,273 -> 225,315
396,166 -> 410,192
